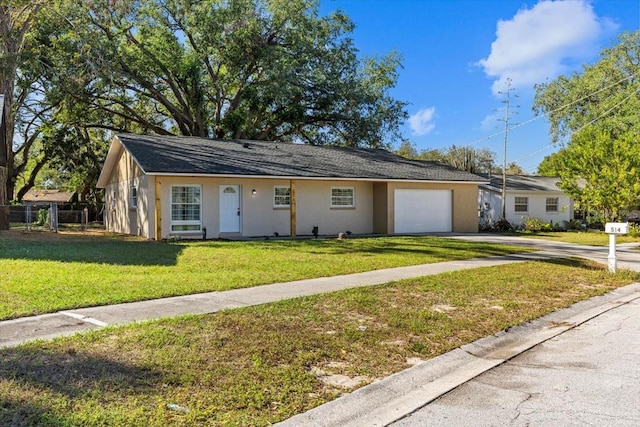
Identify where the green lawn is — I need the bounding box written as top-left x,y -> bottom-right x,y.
0,231 -> 532,320
510,230 -> 640,246
1,258 -> 638,426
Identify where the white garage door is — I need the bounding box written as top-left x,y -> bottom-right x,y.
394,189 -> 452,233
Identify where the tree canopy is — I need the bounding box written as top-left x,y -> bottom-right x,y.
534,31 -> 640,143
545,129 -> 640,222
534,30 -> 640,221
52,0 -> 407,145
395,141 -> 511,175
0,0 -> 408,208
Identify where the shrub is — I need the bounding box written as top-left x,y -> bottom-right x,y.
563,219 -> 585,231
492,218 -> 513,232
37,208 -> 48,226
522,217 -> 561,232
522,217 -> 544,232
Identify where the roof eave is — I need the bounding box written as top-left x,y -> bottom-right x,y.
145,171 -> 487,184
97,135 -> 148,188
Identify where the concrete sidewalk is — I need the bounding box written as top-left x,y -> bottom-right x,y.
5,236 -> 638,350
1,235 -> 639,425
1,250 -> 552,349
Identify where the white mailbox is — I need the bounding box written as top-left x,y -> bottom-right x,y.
605,222 -> 629,235
605,222 -> 629,273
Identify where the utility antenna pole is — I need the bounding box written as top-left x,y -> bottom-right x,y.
497,78 -> 518,221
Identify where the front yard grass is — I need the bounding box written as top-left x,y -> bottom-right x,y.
1,258 -> 638,426
0,231 -> 532,320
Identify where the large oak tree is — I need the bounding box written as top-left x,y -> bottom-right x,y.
54,0 -> 407,144
1,0 -> 408,214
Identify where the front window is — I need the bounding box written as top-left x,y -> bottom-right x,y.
274,186 -> 290,207
331,187 -> 355,208
514,197 -> 528,213
546,197 -> 559,212
130,186 -> 137,209
171,185 -> 201,232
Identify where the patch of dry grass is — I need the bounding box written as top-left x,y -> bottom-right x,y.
1,258 -> 637,426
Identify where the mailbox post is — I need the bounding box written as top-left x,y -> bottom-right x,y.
605,222 -> 629,273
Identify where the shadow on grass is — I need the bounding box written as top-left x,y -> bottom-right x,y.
0,232 -> 527,267
0,232 -> 185,266
288,235 -> 527,259
0,345 -> 162,425
534,257 -> 594,268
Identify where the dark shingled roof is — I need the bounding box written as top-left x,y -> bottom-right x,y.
116,133 -> 485,182
480,175 -> 563,192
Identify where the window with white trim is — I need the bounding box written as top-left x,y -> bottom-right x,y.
274,186 -> 290,207
514,197 -> 528,213
546,197 -> 559,212
171,185 -> 202,232
130,186 -> 137,209
331,187 -> 355,208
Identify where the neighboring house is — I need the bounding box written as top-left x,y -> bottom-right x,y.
97,133 -> 487,240
478,175 -> 574,227
22,189 -> 75,206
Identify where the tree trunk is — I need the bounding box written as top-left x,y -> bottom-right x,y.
0,166 -> 8,230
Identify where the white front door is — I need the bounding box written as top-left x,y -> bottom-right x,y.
219,185 -> 241,233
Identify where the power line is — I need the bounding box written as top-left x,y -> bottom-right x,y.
459,71 -> 638,152
513,89 -> 637,172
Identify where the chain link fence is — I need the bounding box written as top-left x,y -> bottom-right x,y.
2,204 -> 103,232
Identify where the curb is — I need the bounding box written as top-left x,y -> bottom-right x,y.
276,282 -> 640,427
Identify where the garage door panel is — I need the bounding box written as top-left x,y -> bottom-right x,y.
395,189 -> 452,233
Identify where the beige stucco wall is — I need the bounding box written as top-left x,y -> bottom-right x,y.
104,163 -> 480,239
103,149 -> 148,237
384,182 -> 479,233
291,180 -> 373,237
152,177 -> 374,239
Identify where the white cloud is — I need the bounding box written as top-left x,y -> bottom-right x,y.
409,107 -> 436,136
480,110 -> 504,132
478,0 -> 617,95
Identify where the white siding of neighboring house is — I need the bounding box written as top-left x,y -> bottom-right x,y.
479,188 -> 573,227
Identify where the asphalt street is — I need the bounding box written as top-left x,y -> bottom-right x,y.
392,297 -> 640,426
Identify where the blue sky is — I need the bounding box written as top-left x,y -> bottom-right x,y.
318,0 -> 639,172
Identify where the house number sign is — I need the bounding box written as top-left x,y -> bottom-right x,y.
605,222 -> 629,235
605,222 -> 629,273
